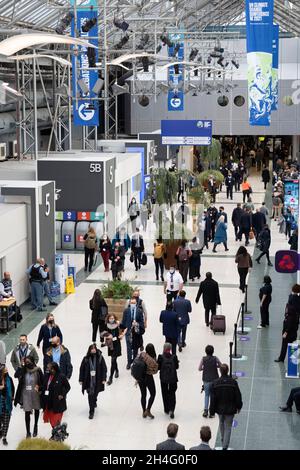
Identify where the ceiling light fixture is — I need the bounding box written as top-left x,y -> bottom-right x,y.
82,17 -> 97,33
55,12 -> 74,35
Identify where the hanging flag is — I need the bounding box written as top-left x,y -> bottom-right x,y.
271,24 -> 279,111
168,33 -> 184,112
245,0 -> 274,126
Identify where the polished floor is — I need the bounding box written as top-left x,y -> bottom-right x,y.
1,171 -> 298,450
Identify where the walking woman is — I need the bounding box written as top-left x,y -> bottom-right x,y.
42,362 -> 70,430
83,226 -> 98,272
256,224 -> 273,266
198,345 -> 221,418
176,240 -> 192,283
262,164 -> 270,190
137,343 -> 158,419
79,343 -> 107,419
257,275 -> 272,328
14,355 -> 44,438
241,177 -> 252,203
128,197 -> 140,232
0,365 -> 14,445
235,246 -> 252,293
101,314 -> 125,386
212,216 -> 229,253
89,289 -> 108,346
99,234 -> 112,272
110,242 -> 125,280
37,313 -> 63,356
189,237 -> 201,281
153,238 -> 166,281
158,342 -> 179,419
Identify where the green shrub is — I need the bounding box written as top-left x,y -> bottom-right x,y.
102,280 -> 134,299
198,170 -> 224,186
16,438 -> 70,450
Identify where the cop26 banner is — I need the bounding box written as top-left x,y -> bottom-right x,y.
271,24 -> 279,111
168,33 -> 184,112
245,0 -> 274,126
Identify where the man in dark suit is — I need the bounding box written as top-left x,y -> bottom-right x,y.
131,228 -> 145,271
252,209 -> 266,241
238,208 -> 252,246
189,426 -> 213,451
225,172 -> 234,200
159,301 -> 180,355
120,297 -> 144,369
195,272 -> 221,327
231,203 -> 243,241
173,290 -> 192,352
156,423 -> 185,450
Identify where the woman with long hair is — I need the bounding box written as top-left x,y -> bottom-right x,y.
99,234 -> 112,272
42,362 -> 70,431
235,246 -> 252,293
137,343 -> 158,419
79,343 -> 107,419
101,314 -> 125,386
176,240 -> 192,283
0,365 -> 14,445
89,289 -> 108,346
83,226 -> 98,272
257,275 -> 272,329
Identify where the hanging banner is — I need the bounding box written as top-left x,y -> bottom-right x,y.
71,9 -> 99,126
271,24 -> 279,111
70,0 -> 97,6
168,33 -> 184,112
245,0 -> 274,126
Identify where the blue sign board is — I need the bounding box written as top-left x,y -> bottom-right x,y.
168,33 -> 184,112
286,343 -> 299,378
70,0 -> 97,6
126,146 -> 145,203
64,234 -> 72,243
284,179 -> 299,221
245,0 -> 274,126
63,211 -> 77,221
71,10 -> 99,126
161,120 -> 212,145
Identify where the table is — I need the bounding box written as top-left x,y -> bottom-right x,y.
0,298 -> 17,333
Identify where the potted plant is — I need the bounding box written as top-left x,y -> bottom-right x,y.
16,438 -> 71,450
198,169 -> 224,190
102,280 -> 134,321
199,138 -> 222,170
187,177 -> 211,232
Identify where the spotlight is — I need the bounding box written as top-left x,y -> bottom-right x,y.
231,59 -> 239,69
214,46 -> 224,53
189,48 -> 198,61
210,51 -> 222,58
172,43 -> 180,57
194,68 -> 198,77
82,17 -> 97,32
160,33 -> 173,48
77,78 -> 89,94
111,82 -> 130,96
138,95 -> 150,107
137,34 -> 150,50
156,44 -> 162,53
207,56 -> 212,64
174,63 -> 179,75
92,78 -> 104,94
157,82 -> 169,92
217,57 -> 224,67
115,33 -> 129,49
141,56 -> 149,72
118,69 -> 134,86
87,47 -> 96,67
207,68 -> 211,78
55,12 -> 74,35
114,15 -> 130,32
192,91 -> 198,96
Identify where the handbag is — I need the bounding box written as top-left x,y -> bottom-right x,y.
130,253 -> 134,263
249,228 -> 255,240
141,253 -> 147,265
100,305 -> 108,321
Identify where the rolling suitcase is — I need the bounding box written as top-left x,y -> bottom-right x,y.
211,312 -> 226,334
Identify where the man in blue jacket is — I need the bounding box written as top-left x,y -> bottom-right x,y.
173,290 -> 192,352
160,300 -> 180,355
120,297 -> 144,369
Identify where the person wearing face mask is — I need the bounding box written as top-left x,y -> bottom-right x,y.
14,355 -> 44,438
207,204 -> 218,242
101,314 -> 125,385
41,362 -> 70,431
120,298 -> 145,370
128,197 -> 140,232
158,343 -> 179,419
275,284 -> 300,363
110,242 -> 125,280
0,365 -> 14,445
164,267 -> 184,301
79,343 -> 107,419
99,234 -> 112,272
43,336 -> 73,380
37,314 -> 63,356
11,334 -> 39,374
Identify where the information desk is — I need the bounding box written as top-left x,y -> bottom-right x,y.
0,298 -> 17,333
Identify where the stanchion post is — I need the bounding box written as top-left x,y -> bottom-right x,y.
232,323 -> 242,359
245,285 -> 252,314
229,342 -> 233,377
238,302 -> 248,335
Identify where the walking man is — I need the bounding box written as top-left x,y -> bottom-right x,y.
195,272 -> 221,327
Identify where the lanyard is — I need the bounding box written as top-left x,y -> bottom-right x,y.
19,345 -> 28,359
47,375 -> 54,391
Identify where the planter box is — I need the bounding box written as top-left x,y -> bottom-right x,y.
104,298 -> 127,322
164,241 -> 181,270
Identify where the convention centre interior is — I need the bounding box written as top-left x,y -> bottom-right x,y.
0,0 -> 300,453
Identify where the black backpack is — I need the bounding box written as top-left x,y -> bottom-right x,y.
131,356 -> 147,382
160,355 -> 176,383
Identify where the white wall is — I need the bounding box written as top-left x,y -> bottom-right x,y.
0,204 -> 29,304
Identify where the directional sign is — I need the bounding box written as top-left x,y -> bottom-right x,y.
168,91 -> 184,111
78,104 -> 95,122
275,250 -> 298,273
161,119 -> 212,146
64,234 -> 72,243
63,211 -> 77,221
77,211 -> 91,221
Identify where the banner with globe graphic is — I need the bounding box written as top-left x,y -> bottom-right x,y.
245,0 -> 274,126
271,24 -> 279,111
168,33 -> 184,112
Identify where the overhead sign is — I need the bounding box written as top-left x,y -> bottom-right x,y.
275,250 -> 298,273
71,9 -> 99,126
245,0 -> 274,126
90,212 -> 104,221
63,211 -> 77,221
77,211 -> 91,221
161,120 -> 212,145
168,33 -> 184,112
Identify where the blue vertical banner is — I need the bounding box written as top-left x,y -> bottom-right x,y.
271,24 -> 279,111
168,33 -> 184,112
71,8 -> 99,126
245,0 -> 274,126
286,343 -> 299,378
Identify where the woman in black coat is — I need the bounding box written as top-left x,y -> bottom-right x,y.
37,313 -> 63,356
157,342 -> 179,419
256,224 -> 272,266
41,362 -> 71,430
101,314 -> 124,386
79,344 -> 107,419
275,284 -> 300,362
257,275 -> 272,328
89,289 -> 108,346
262,165 -> 270,189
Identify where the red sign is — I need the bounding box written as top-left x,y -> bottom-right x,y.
275,250 -> 298,273
77,211 -> 91,221
77,234 -> 84,243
